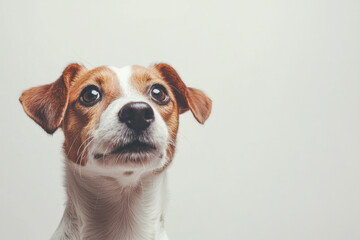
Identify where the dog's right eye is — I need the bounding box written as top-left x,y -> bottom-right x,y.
79,85 -> 102,107
149,84 -> 170,105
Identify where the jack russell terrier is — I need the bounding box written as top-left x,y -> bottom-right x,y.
19,63 -> 212,240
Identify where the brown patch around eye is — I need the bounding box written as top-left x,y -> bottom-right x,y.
129,65 -> 181,173
62,66 -> 121,165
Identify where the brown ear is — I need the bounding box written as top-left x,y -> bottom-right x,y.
154,63 -> 212,124
19,63 -> 85,134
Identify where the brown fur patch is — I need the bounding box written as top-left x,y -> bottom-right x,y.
19,64 -> 85,134
154,63 -> 212,124
62,66 -> 120,165
130,66 -> 180,173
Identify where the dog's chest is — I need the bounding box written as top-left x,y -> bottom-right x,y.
59,171 -> 168,240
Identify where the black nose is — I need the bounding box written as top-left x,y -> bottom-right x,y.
118,102 -> 155,132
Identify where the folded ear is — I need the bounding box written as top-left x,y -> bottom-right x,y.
19,63 -> 85,134
154,63 -> 212,124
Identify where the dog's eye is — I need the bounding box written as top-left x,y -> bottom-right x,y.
149,84 -> 169,105
79,85 -> 102,107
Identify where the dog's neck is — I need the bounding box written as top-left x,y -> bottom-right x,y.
52,162 -> 168,240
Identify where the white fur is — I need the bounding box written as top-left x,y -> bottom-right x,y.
51,66 -> 170,240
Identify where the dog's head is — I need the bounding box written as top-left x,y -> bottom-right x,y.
19,63 -> 211,183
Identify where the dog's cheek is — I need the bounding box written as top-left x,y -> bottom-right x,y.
62,106 -> 93,165
155,101 -> 180,172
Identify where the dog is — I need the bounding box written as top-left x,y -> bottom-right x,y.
19,63 -> 212,240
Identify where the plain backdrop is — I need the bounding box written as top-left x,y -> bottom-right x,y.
1,0 -> 360,239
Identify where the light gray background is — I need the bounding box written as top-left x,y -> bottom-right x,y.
1,0 -> 359,239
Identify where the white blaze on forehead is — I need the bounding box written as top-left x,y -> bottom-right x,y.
108,65 -> 134,96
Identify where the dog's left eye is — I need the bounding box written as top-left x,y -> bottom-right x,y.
149,84 -> 169,105
79,85 -> 102,107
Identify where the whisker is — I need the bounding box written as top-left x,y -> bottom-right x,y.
67,134 -> 80,156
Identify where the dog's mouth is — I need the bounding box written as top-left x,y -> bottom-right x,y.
94,140 -> 156,160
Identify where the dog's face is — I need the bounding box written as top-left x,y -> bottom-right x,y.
19,63 -> 211,183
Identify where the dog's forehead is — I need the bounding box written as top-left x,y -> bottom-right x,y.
70,65 -> 163,100
107,65 -> 134,96
107,65 -> 163,96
